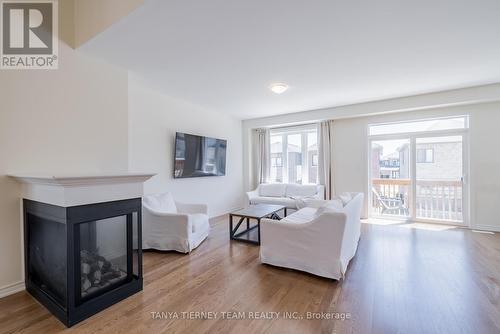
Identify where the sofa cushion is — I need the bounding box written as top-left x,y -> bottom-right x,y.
281,207 -> 318,224
250,196 -> 296,208
259,183 -> 287,197
315,199 -> 344,217
285,184 -> 318,197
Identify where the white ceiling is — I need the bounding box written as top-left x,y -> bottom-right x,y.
80,0 -> 500,120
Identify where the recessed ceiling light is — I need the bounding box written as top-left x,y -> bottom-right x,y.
270,83 -> 289,94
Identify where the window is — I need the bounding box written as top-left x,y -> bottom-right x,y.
369,116 -> 468,136
269,126 -> 318,184
417,149 -> 434,163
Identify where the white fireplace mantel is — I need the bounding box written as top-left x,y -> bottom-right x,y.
8,173 -> 156,207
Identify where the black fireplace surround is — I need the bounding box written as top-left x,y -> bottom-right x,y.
23,198 -> 143,327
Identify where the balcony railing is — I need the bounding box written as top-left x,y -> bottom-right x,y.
371,178 -> 463,221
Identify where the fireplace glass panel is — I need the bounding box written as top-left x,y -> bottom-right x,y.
27,213 -> 67,307
79,216 -> 129,300
132,212 -> 140,277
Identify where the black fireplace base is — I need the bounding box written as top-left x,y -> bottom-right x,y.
23,198 -> 143,327
27,277 -> 142,327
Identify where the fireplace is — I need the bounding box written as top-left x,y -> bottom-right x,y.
10,173 -> 154,327
24,198 -> 142,326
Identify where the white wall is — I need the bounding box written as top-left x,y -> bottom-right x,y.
242,88 -> 500,232
128,77 -> 244,217
0,41 -> 129,293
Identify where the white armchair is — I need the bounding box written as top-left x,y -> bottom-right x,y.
260,193 -> 364,279
142,192 -> 210,253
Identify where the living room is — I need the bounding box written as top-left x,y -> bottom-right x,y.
1,1 -> 499,333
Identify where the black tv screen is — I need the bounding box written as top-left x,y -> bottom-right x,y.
174,132 -> 227,178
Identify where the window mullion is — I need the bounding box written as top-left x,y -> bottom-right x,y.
302,133 -> 308,184
283,134 -> 288,183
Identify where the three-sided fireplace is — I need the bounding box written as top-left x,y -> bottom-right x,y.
10,173 -> 154,327
24,198 -> 142,327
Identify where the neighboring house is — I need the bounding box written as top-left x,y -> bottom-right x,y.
270,141 -> 318,184
399,139 -> 462,180
373,138 -> 462,181
379,151 -> 401,179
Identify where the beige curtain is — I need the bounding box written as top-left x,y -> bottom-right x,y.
318,120 -> 334,199
254,128 -> 270,187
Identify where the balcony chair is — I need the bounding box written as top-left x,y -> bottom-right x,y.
371,187 -> 409,216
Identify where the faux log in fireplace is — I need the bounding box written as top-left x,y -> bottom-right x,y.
24,198 -> 143,327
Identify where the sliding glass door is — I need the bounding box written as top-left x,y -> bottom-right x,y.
415,135 -> 464,223
370,139 -> 411,218
368,116 -> 468,225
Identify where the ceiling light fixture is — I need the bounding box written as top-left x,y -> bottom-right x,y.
270,83 -> 289,94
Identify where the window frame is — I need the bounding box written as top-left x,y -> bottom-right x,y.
367,115 -> 470,227
368,116 -> 469,137
269,125 -> 318,184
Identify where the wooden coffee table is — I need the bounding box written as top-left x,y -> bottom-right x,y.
229,204 -> 286,245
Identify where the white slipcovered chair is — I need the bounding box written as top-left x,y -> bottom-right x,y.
142,192 -> 210,253
260,193 -> 364,280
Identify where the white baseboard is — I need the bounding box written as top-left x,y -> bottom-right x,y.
471,225 -> 500,233
0,281 -> 25,299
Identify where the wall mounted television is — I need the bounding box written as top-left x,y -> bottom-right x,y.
174,132 -> 227,178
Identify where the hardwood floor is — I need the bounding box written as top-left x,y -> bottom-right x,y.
1,217 -> 499,334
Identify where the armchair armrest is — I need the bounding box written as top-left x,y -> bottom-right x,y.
175,202 -> 208,215
246,189 -> 259,204
302,199 -> 327,208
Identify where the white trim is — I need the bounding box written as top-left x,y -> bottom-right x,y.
471,225 -> 500,233
268,123 -> 317,133
0,281 -> 25,299
7,173 -> 155,187
367,115 -> 469,132
369,128 -> 469,142
410,136 -> 417,219
8,173 -> 156,207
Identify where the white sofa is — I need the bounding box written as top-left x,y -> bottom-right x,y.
259,192 -> 364,280
142,192 -> 210,253
246,183 -> 325,211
